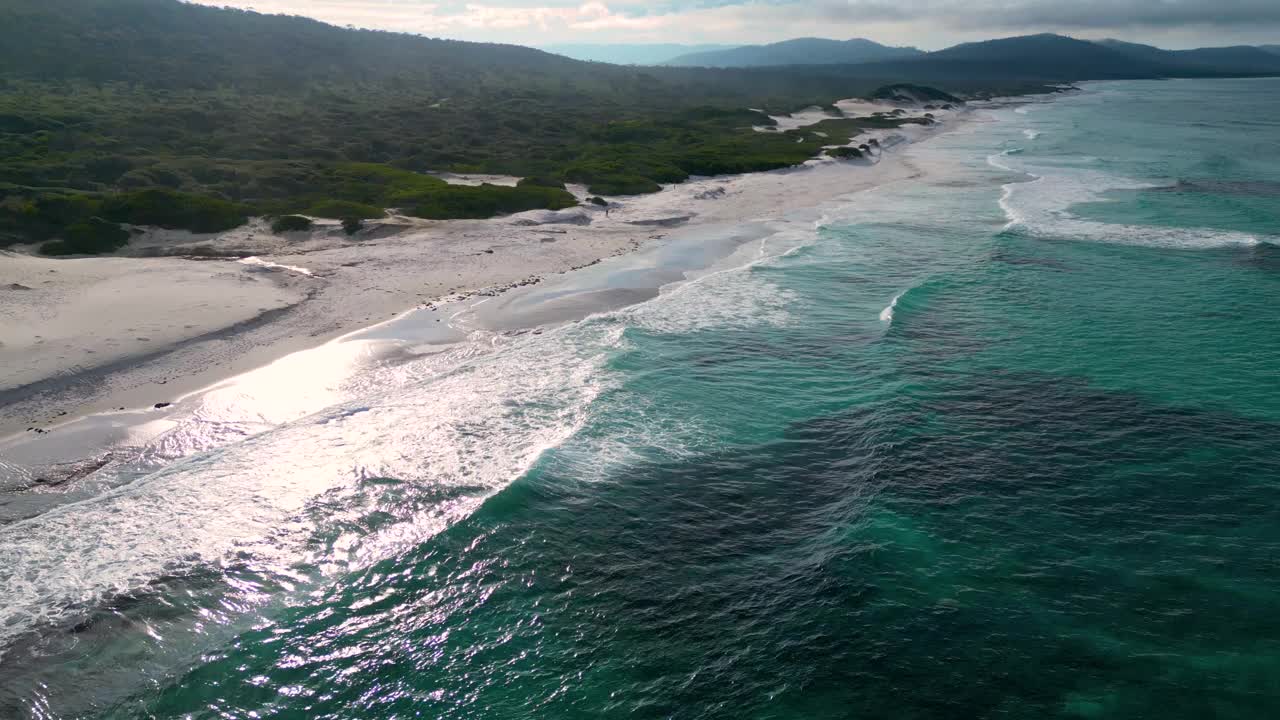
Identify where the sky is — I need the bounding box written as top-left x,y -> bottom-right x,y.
194,1 -> 1280,50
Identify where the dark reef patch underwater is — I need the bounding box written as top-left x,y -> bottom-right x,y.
3,78 -> 1280,719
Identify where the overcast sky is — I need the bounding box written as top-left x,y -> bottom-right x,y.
196,1 -> 1280,50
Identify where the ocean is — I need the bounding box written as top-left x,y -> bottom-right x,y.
3,77 -> 1280,718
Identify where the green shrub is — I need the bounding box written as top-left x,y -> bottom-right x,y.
270,214 -> 313,233
588,196 -> 609,206
564,156 -> 687,188
318,163 -> 446,205
82,156 -> 134,184
0,193 -> 95,243
828,146 -> 863,159
517,175 -> 567,190
100,189 -> 248,233
295,166 -> 577,222
35,194 -> 103,229
598,120 -> 669,143
410,184 -> 577,220
341,217 -> 363,235
40,217 -> 129,255
560,117 -> 845,194
680,107 -> 775,126
304,200 -> 384,220
584,175 -> 662,196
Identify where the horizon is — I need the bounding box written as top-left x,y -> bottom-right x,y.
191,1 -> 1280,51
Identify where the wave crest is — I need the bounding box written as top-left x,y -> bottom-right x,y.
997,164 -> 1269,249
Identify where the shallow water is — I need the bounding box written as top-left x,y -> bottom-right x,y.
3,78 -> 1280,719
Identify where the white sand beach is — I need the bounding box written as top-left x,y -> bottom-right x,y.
0,100 -> 967,448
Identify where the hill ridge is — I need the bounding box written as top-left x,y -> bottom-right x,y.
666,37 -> 923,68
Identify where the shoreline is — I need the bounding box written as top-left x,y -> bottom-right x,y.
0,102 -> 967,464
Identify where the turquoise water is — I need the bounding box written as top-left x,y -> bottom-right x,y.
5,78 -> 1280,718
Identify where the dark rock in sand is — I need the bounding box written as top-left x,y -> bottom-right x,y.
6,283 -> 32,291
154,402 -> 172,409
32,454 -> 114,488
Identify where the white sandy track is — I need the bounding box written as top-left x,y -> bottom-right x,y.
0,254 -> 305,393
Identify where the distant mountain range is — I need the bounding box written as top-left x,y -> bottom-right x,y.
544,35 -> 1280,80
663,38 -> 923,67
1098,39 -> 1280,75
541,43 -> 733,65
829,34 -> 1280,86
917,34 -> 1280,79
914,34 -> 1147,79
651,33 -> 1280,84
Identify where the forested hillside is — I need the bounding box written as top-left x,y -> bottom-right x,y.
0,0 -> 959,251
11,2 -> 1249,254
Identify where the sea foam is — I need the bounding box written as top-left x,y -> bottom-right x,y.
0,214 -> 822,657
879,292 -> 903,323
0,317 -> 621,653
998,164 -> 1266,248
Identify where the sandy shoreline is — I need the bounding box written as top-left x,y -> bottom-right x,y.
0,101 -> 963,451
0,217 -> 649,438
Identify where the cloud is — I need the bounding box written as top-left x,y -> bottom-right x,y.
202,1 -> 674,35
194,0 -> 1280,47
912,0 -> 1280,30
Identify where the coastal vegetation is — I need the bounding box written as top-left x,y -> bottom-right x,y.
303,201 -> 384,221
828,146 -> 865,159
559,112 -> 872,195
6,0 -> 1200,254
270,215 -> 313,233
1,188 -> 248,248
0,66 -> 911,253
38,216 -> 130,256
